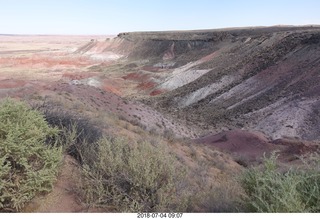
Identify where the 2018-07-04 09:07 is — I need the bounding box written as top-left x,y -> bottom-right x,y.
137,213 -> 183,218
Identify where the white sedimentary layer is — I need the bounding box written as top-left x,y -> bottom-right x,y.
177,75 -> 239,107
159,60 -> 211,90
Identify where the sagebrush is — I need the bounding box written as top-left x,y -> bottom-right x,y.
0,98 -> 62,212
78,136 -> 190,212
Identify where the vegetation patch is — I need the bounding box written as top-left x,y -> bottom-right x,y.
241,152 -> 320,212
31,99 -> 103,164
0,98 -> 62,212
78,136 -> 190,212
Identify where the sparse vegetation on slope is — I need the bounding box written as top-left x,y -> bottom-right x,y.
27,97 -> 245,213
78,136 -> 190,212
31,99 -> 103,164
30,98 -> 192,212
0,99 -> 62,212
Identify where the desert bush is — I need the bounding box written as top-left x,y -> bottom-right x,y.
31,99 -> 103,164
196,181 -> 244,212
241,152 -> 320,212
78,136 -> 190,212
0,98 -> 62,212
163,128 -> 176,142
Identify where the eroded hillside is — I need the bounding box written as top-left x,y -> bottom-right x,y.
98,26 -> 320,141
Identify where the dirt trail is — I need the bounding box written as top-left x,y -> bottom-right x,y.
23,155 -> 84,213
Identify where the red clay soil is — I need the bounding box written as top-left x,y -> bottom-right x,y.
122,72 -> 136,80
149,89 -> 166,96
62,72 -> 97,80
122,72 -> 149,81
102,79 -> 122,96
0,79 -> 27,89
0,78 -> 57,99
0,55 -> 93,68
195,129 -> 276,158
195,129 -> 319,164
271,138 -> 319,159
137,81 -> 157,90
122,72 -> 157,91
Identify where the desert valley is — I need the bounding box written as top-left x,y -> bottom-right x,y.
1,25 -> 320,212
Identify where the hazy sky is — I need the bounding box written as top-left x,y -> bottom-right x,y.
0,0 -> 319,35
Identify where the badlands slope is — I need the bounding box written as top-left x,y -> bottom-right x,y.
1,26 -> 320,163
100,26 -> 320,141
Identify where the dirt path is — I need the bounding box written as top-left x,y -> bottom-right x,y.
23,155 -> 85,213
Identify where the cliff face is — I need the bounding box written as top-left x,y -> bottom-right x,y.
115,26 -> 320,59
107,26 -> 320,140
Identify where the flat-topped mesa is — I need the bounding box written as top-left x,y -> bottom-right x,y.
113,26 -> 320,60
116,25 -> 320,40
74,26 -> 320,60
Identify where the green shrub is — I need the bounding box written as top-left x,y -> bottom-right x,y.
31,99 -> 102,164
78,136 -> 189,212
0,98 -> 62,212
241,152 -> 320,212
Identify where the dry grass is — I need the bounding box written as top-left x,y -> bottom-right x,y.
77,136 -> 190,212
22,91 -> 247,213
63,95 -> 245,212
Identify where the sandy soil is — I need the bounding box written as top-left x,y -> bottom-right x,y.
23,155 -> 83,212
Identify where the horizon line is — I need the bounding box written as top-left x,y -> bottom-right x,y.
1,24 -> 320,36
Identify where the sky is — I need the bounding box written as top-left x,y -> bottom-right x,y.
0,0 -> 320,35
